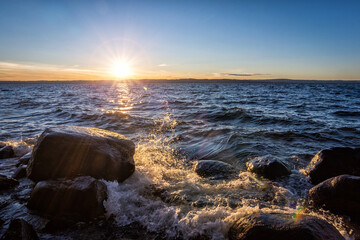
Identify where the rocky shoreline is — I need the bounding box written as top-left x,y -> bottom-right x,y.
1,126 -> 359,239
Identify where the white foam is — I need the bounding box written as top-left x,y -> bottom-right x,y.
1,137 -> 35,157
103,133 -> 323,239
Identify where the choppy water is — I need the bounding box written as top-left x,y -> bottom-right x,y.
1,82 -> 360,239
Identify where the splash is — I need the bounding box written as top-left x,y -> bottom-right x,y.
103,122 -> 310,239
0,137 -> 35,157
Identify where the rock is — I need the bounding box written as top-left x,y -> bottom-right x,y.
194,160 -> 235,179
27,126 -> 135,182
27,176 -> 107,219
0,218 -> 39,240
12,166 -> 27,179
228,212 -> 344,240
0,174 -> 19,191
246,155 -> 290,180
16,152 -> 32,167
308,174 -> 360,219
0,146 -> 14,159
305,147 -> 360,184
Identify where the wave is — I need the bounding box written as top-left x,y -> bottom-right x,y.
204,108 -> 252,121
333,110 -> 360,117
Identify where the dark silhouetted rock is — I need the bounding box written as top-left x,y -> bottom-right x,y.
16,152 -> 32,167
305,147 -> 360,184
246,155 -> 290,180
0,174 -> 19,191
12,166 -> 27,179
194,160 -> 235,179
0,218 -> 39,240
27,126 -> 135,182
308,174 -> 360,219
229,212 -> 344,240
27,176 -> 107,219
0,146 -> 14,159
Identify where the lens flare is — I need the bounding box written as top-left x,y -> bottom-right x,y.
292,206 -> 306,222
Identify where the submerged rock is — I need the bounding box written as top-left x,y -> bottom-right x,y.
194,160 -> 236,179
305,147 -> 360,184
12,165 -> 27,179
16,152 -> 32,167
246,155 -> 290,180
0,174 -> 19,191
27,126 -> 135,182
228,212 -> 344,240
308,174 -> 360,219
1,218 -> 39,240
27,176 -> 107,219
0,146 -> 14,159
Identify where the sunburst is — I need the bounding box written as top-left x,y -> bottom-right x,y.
110,61 -> 133,79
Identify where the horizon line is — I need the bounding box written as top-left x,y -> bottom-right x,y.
1,78 -> 360,84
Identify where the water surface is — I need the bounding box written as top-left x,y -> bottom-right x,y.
1,82 -> 360,239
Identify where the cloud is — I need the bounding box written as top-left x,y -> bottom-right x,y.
0,61 -> 106,80
158,63 -> 168,67
211,72 -> 271,78
225,73 -> 270,77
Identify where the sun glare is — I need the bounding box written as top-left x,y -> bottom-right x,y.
110,61 -> 132,79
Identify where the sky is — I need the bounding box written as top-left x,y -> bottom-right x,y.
0,0 -> 360,81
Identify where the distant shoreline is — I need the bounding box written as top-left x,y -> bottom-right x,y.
0,79 -> 360,84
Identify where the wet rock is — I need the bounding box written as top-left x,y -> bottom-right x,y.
27,176 -> 107,219
16,152 -> 32,167
12,165 -> 27,179
0,146 -> 14,159
27,126 -> 135,182
305,147 -> 360,184
0,218 -> 39,240
194,160 -> 236,179
228,212 -> 344,240
0,174 -> 19,191
308,174 -> 360,219
246,155 -> 290,180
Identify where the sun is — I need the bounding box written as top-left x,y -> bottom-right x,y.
110,61 -> 133,78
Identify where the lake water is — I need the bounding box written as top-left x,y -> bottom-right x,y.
1,82 -> 360,239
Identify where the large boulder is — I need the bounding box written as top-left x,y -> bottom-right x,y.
0,174 -> 19,191
194,160 -> 236,179
1,219 -> 39,240
27,176 -> 107,219
0,146 -> 14,159
305,147 -> 360,184
27,126 -> 135,182
308,174 -> 360,219
246,156 -> 290,180
228,212 -> 344,240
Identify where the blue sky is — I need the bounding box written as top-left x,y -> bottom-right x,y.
0,0 -> 360,80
